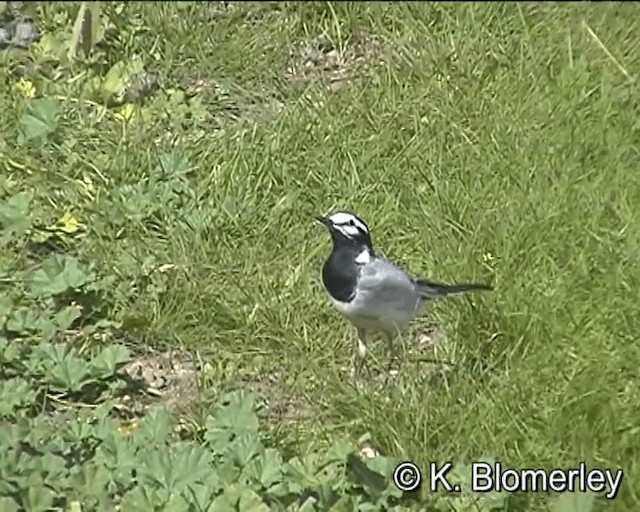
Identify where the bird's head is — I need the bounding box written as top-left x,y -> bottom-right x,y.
315,211 -> 374,251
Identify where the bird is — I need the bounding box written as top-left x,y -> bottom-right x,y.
315,210 -> 493,381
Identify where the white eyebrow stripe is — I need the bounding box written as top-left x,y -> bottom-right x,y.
335,224 -> 362,238
329,213 -> 369,234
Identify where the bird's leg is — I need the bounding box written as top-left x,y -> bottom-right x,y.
383,332 -> 395,386
352,328 -> 371,381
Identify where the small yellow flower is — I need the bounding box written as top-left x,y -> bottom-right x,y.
57,212 -> 81,234
45,212 -> 82,236
14,79 -> 36,98
482,252 -> 495,263
114,103 -> 136,122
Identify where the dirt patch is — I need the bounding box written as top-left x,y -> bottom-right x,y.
414,324 -> 449,352
116,348 -> 200,418
120,355 -> 313,427
285,31 -> 392,94
239,369 -> 312,425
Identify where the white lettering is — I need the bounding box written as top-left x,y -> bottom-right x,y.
429,462 -> 455,492
469,462 -> 623,498
605,469 -> 624,499
501,468 -> 519,492
520,469 -> 547,491
548,469 -> 568,491
471,462 -> 493,492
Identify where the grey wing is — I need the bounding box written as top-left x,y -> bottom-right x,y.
355,258 -> 422,321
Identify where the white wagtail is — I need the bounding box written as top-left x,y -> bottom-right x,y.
315,210 -> 492,379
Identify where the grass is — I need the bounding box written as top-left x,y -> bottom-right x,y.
2,2 -> 639,510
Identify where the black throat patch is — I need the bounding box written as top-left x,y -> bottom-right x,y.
321,245 -> 366,303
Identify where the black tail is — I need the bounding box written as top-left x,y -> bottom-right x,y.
416,279 -> 493,299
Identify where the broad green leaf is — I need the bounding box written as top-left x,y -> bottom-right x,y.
54,305 -> 82,330
157,151 -> 191,173
355,503 -> 378,512
327,495 -> 359,511
36,452 -> 68,483
37,341 -> 69,363
27,254 -> 92,296
22,483 -> 55,512
0,497 -> 19,512
32,32 -> 68,64
283,453 -> 330,491
299,495 -> 320,512
102,61 -> 128,101
204,390 -> 259,452
95,433 -> 139,484
0,297 -> 12,319
476,488 -> 510,510
6,307 -> 40,334
237,487 -> 269,512
119,486 -> 160,511
210,492 -> 237,512
255,448 -> 284,488
0,336 -> 21,364
0,378 -> 36,415
0,191 -> 34,241
232,433 -> 263,466
164,493 -> 191,511
101,58 -> 145,103
6,308 -> 57,339
68,2 -> 103,60
0,450 -> 24,491
138,444 -> 215,493
216,458 -> 242,486
185,482 -> 216,511
35,316 -> 57,340
35,343 -> 66,375
69,465 -> 113,507
315,481 -> 340,509
17,98 -> 61,147
63,419 -> 95,444
48,355 -> 92,392
325,437 -> 354,463
363,456 -> 404,500
90,345 -> 131,377
133,408 -> 172,445
69,3 -> 88,60
346,453 -> 388,496
24,348 -> 46,375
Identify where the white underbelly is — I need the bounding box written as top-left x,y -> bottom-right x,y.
328,293 -> 427,335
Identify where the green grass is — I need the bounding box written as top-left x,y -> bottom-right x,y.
2,2 -> 639,510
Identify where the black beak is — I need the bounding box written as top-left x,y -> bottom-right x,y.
314,214 -> 330,226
